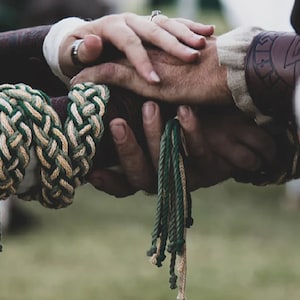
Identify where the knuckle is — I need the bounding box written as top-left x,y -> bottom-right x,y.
100,62 -> 117,78
154,15 -> 169,25
121,35 -> 142,51
123,12 -> 134,20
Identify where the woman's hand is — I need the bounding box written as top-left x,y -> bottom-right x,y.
59,12 -> 214,82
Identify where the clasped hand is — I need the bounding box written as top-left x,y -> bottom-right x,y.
57,12 -> 276,196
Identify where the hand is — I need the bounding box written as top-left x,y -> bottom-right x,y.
59,12 -> 215,82
177,105 -> 276,188
87,102 -> 276,197
87,117 -> 157,197
71,37 -> 233,106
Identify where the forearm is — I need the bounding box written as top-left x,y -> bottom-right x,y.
0,25 -> 66,95
217,27 -> 300,183
0,25 -> 50,61
245,31 -> 300,125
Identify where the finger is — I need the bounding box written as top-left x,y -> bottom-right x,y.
87,169 -> 137,198
125,14 -> 200,63
216,142 -> 262,171
172,18 -> 215,36
110,118 -> 157,193
177,105 -> 207,157
150,15 -> 207,49
71,62 -> 157,98
78,34 -> 103,65
142,101 -> 164,171
101,19 -> 161,83
234,127 -> 276,164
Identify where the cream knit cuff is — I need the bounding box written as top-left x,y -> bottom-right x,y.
43,17 -> 87,86
216,26 -> 271,124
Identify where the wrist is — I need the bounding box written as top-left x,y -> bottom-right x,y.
43,17 -> 87,86
216,26 -> 272,124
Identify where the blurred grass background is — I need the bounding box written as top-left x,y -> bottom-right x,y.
2,181 -> 300,300
1,2 -> 300,300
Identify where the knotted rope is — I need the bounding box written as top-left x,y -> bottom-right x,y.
0,82 -> 192,299
147,118 -> 193,300
0,82 -> 109,208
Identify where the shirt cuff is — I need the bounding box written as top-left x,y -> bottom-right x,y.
43,17 -> 87,86
216,26 -> 272,125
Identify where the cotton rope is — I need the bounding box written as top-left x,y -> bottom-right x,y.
0,82 -> 109,207
147,118 -> 192,300
0,83 -> 192,299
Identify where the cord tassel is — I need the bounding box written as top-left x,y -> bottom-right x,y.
148,118 -> 193,300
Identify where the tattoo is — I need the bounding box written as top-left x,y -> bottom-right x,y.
245,31 -> 300,123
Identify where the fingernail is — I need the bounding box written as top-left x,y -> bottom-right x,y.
110,123 -> 127,143
142,102 -> 156,123
150,71 -> 160,83
194,35 -> 204,42
186,47 -> 200,56
178,105 -> 191,122
70,76 -> 76,85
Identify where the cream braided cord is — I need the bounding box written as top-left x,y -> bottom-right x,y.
0,82 -> 109,209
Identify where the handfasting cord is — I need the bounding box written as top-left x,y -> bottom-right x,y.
147,118 -> 193,300
0,82 -> 109,208
0,82 -> 192,299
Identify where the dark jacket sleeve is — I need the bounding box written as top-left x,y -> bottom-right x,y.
0,25 -> 67,96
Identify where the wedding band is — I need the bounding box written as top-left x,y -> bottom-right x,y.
71,39 -> 84,66
150,10 -> 162,21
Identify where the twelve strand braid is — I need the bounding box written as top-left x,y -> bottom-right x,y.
0,82 -> 109,208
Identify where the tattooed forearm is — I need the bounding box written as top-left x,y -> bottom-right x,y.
245,31 -> 300,123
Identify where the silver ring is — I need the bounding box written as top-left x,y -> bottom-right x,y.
71,39 -> 84,66
150,10 -> 162,21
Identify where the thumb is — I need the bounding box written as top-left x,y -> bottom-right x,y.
78,34 -> 103,65
71,62 -> 137,87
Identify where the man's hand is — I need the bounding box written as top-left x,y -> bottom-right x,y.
87,102 -> 276,197
71,38 -> 233,106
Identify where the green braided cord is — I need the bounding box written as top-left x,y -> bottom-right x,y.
169,250 -> 177,289
0,82 -> 109,209
157,122 -> 173,266
147,121 -> 170,258
65,83 -> 109,188
171,124 -> 185,255
148,118 -> 192,298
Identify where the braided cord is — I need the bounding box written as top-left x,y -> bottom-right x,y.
147,118 -> 193,300
0,82 -> 109,209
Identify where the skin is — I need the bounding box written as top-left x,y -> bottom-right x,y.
87,102 -> 276,197
57,15 -> 275,197
71,37 -> 233,106
58,12 -> 215,83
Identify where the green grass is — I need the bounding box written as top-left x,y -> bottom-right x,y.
1,181 -> 300,300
